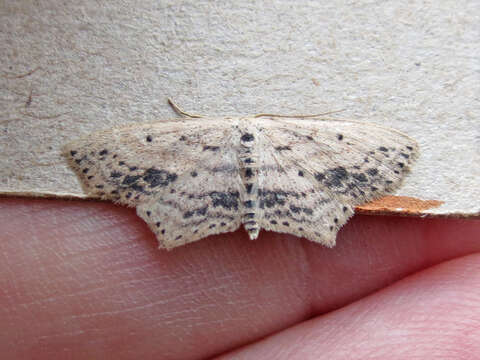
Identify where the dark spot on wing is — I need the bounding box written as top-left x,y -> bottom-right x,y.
75,155 -> 87,164
209,191 -> 240,210
275,146 -> 291,151
130,184 -> 144,193
241,133 -> 254,142
179,135 -> 186,141
367,168 -> 378,176
244,200 -> 254,208
190,171 -> 198,177
183,210 -> 194,219
303,208 -> 313,215
323,167 -> 349,187
110,171 -> 123,178
203,145 -> 220,151
258,190 -> 287,208
211,165 -> 236,173
143,168 -> 178,188
197,206 -> 208,216
146,135 -> 153,142
123,175 -> 142,185
378,146 -> 388,152
290,204 -> 301,213
352,173 -> 368,182
298,170 -> 304,177
337,134 -> 343,140
99,149 -> 108,156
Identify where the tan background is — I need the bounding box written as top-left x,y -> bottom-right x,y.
1,1 -> 479,216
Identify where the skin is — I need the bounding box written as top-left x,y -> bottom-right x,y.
1,198 -> 479,359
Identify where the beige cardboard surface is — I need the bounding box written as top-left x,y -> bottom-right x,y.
1,1 -> 479,216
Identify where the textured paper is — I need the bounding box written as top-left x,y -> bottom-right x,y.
0,1 -> 478,218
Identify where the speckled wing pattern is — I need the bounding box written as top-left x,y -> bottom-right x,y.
63,116 -> 418,249
253,118 -> 418,246
64,119 -> 246,249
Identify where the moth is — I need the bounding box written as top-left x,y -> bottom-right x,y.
63,100 -> 418,249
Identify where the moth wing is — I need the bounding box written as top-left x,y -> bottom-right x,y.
254,117 -> 418,246
63,119 -> 245,249
136,174 -> 244,250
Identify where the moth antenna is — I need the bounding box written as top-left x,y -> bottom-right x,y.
254,109 -> 346,118
167,98 -> 204,118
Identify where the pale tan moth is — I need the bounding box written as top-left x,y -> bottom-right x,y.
63,100 -> 418,250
